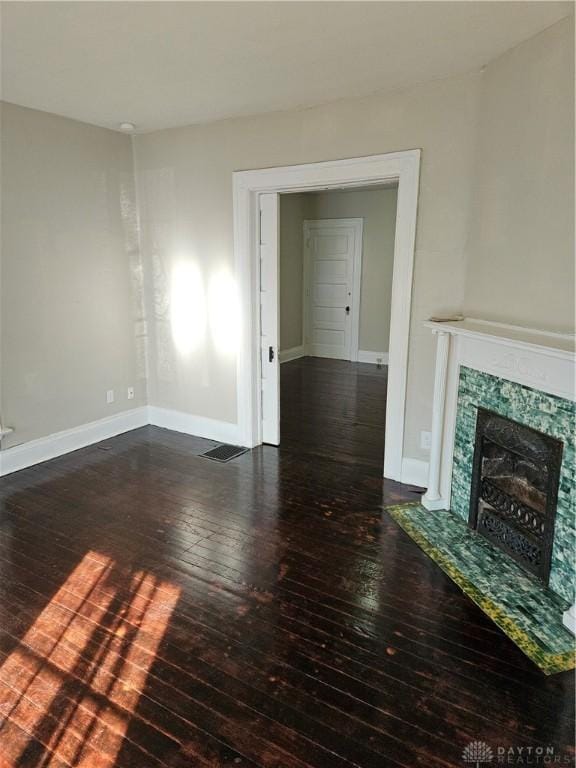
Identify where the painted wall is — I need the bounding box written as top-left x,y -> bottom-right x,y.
279,194 -> 307,352
279,187 -> 398,356
135,72 -> 480,459
464,17 -> 575,333
0,102 -> 147,448
3,17 -> 570,470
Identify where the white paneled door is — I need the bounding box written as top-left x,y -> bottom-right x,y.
304,219 -> 362,361
259,193 -> 280,445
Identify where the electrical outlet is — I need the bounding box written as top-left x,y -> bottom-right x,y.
420,430 -> 432,450
106,389 -> 115,405
127,386 -> 135,400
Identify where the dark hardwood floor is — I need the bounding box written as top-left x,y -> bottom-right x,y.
280,357 -> 389,469
0,357 -> 573,767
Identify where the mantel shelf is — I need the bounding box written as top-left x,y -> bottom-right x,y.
424,318 -> 576,360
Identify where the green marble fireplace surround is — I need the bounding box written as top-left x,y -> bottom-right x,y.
452,366 -> 575,604
391,321 -> 576,672
386,363 -> 576,674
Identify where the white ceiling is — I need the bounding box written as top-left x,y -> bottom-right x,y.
1,1 -> 572,134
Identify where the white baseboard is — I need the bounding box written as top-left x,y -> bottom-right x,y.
148,406 -> 240,445
0,404 -> 424,489
357,350 -> 389,365
279,345 -> 306,363
0,407 -> 149,477
0,404 -> 242,478
400,457 -> 429,488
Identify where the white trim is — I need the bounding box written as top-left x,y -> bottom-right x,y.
421,330 -> 451,510
259,192 -> 281,445
357,350 -> 389,365
400,458 -> 429,488
424,318 -> 575,361
424,319 -> 576,401
279,345 -> 307,363
563,604 -> 576,635
464,317 -> 575,344
350,221 -> 362,363
303,218 -> 363,362
0,407 -> 148,477
148,406 -> 240,445
0,404 -> 243,478
233,149 -> 421,475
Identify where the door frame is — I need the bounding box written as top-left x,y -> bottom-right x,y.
233,149 -> 421,481
303,218 -> 363,362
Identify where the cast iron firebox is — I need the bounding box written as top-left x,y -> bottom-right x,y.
468,408 -> 563,584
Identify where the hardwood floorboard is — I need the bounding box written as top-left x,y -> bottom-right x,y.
1,536 -> 569,749
0,566 -> 455,768
3,518 -> 556,699
0,357 -> 573,767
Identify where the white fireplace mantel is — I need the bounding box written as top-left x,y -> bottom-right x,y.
420,317 -> 576,632
421,317 -> 575,512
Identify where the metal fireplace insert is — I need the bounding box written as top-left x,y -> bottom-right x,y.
468,408 -> 563,584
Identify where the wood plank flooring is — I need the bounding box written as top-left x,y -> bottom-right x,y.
0,357 -> 573,767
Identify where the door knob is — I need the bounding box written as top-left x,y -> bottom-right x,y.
345,306 -> 350,314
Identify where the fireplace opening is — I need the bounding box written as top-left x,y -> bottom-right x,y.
468,408 -> 563,584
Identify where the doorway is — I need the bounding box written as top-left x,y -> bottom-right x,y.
278,185 -> 397,467
233,150 -> 420,481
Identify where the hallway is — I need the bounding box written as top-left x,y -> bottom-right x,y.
280,357 -> 389,470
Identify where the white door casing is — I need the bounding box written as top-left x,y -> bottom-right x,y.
303,219 -> 362,361
259,193 -> 280,445
233,150 -> 421,481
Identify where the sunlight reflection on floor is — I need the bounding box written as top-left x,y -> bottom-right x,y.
0,552 -> 180,767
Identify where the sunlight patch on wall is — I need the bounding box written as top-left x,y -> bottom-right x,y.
208,267 -> 240,360
0,551 -> 180,767
170,259 -> 206,357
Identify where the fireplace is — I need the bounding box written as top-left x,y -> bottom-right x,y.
468,408 -> 563,584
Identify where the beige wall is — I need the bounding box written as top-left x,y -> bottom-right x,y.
0,102 -> 147,448
135,71 -> 480,458
279,194 -> 307,352
464,17 -> 574,332
280,187 -> 398,354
